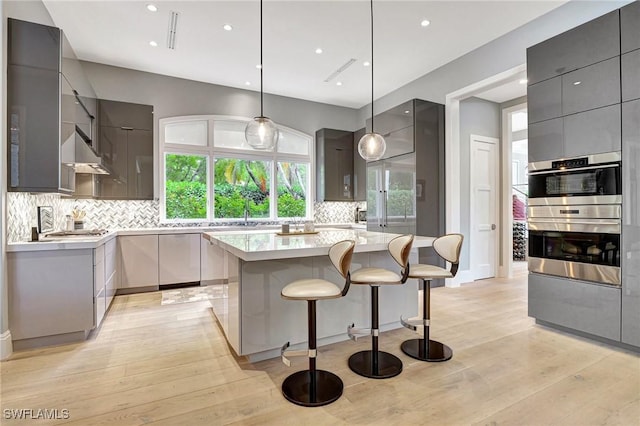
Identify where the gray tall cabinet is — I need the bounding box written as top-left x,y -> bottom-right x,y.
526,1 -> 640,348
366,99 -> 446,274
621,1 -> 640,347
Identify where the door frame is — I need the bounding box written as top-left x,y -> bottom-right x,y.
501,102 -> 528,278
469,134 -> 500,281
445,63 -> 526,286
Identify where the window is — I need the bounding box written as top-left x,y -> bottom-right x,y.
160,116 -> 312,223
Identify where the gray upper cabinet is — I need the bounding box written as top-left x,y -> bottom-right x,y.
366,99 -> 415,160
7,19 -> 73,194
563,104 -> 621,158
622,50 -> 640,102
528,118 -> 564,162
561,57 -> 620,116
527,77 -> 562,124
353,128 -> 367,202
622,99 -> 640,347
315,128 -> 354,202
97,100 -> 154,200
8,18 -> 60,71
99,99 -> 153,131
526,10 -> 620,85
621,0 -> 640,54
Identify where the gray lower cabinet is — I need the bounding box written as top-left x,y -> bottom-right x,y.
561,57 -> 621,116
527,77 -> 562,124
622,99 -> 640,347
528,118 -> 564,162
528,273 -> 621,341
526,10 -> 620,85
563,104 -> 621,157
622,49 -> 640,102
621,1 -> 640,54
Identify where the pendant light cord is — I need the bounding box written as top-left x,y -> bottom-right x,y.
370,0 -> 375,133
260,0 -> 264,117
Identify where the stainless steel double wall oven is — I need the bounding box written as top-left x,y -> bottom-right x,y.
527,152 -> 622,286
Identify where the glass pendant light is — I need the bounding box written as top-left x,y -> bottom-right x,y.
245,0 -> 278,150
358,0 -> 386,161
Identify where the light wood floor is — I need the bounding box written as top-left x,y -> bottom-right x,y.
1,273 -> 639,425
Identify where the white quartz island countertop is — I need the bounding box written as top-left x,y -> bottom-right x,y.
203,228 -> 435,262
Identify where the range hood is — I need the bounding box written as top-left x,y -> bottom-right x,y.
61,125 -> 111,175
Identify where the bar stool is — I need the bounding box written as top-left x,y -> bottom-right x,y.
347,234 -> 414,379
400,233 -> 463,362
280,239 -> 356,407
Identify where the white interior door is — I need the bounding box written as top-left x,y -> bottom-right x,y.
470,135 -> 499,280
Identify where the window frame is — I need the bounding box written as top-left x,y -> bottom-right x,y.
159,115 -> 313,223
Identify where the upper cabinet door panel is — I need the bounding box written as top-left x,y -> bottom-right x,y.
369,100 -> 414,136
528,118 -> 564,163
528,77 -> 562,124
99,100 -> 153,130
622,50 -> 640,102
621,1 -> 640,54
353,128 -> 367,201
562,57 -> 621,116
127,130 -> 154,200
7,65 -> 61,192
526,10 -> 620,85
563,104 -> 621,158
8,19 -> 60,71
381,125 -> 414,160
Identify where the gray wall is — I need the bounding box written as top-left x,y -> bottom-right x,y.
459,97 -> 501,270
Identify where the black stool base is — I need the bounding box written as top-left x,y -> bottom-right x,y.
348,350 -> 403,379
401,338 -> 452,362
281,370 -> 343,407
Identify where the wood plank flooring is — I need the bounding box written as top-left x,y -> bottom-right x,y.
1,273 -> 638,425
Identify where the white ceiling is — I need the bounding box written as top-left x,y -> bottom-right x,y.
43,1 -> 564,109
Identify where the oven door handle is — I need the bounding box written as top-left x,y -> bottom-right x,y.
528,219 -> 620,234
528,163 -> 619,175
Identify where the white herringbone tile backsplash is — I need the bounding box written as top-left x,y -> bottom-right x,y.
6,192 -> 364,242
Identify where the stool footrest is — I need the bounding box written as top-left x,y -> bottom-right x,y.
347,323 -> 371,341
281,342 -> 316,367
400,315 -> 430,331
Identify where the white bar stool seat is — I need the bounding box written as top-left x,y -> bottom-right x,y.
400,233 -> 463,362
280,239 -> 356,407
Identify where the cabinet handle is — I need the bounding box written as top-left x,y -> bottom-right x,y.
121,126 -> 134,131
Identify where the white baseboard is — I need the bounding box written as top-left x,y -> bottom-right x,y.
0,330 -> 13,361
446,269 -> 474,288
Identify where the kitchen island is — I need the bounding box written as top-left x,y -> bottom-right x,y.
203,229 -> 435,361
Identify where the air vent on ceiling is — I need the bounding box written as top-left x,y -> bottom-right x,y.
167,11 -> 179,50
324,58 -> 357,82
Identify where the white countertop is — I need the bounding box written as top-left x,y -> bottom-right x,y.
203,229 -> 435,261
6,223 -> 359,252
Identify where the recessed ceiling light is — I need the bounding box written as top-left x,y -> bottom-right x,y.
421,19 -> 430,27
146,4 -> 157,12
336,81 -> 343,86
519,79 -> 528,84
573,81 -> 581,85
404,110 -> 410,114
245,81 -> 251,86
149,41 -> 158,47
223,24 -> 233,31
315,48 -> 323,54
363,61 -> 370,67
256,64 -> 262,69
